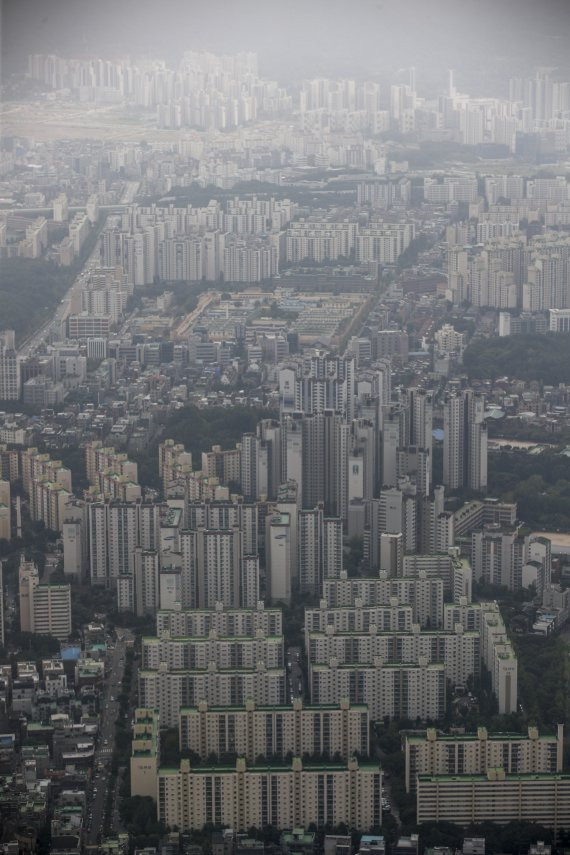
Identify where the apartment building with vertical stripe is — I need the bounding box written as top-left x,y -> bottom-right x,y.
178,697 -> 369,761
405,725 -> 563,792
158,757 -> 382,832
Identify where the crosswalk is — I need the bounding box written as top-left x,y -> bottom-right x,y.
97,747 -> 113,757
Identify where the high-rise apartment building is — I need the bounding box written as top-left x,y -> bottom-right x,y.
18,556 -> 71,640
139,663 -> 286,727
471,527 -> 519,588
305,600 -> 414,635
416,770 -> 570,833
85,442 -> 138,489
19,556 -> 39,633
134,549 -> 160,616
443,390 -> 487,492
87,500 -> 160,587
298,506 -> 342,595
30,583 -> 72,640
130,709 -> 160,800
266,511 -> 293,603
405,725 -> 563,793
0,480 -> 10,541
307,626 -> 479,686
240,433 -> 268,501
178,698 -> 369,761
143,632 -> 283,672
322,570 -> 445,629
405,388 -> 433,459
156,603 -> 282,638
180,527 -> 255,608
310,659 -> 445,721
62,499 -> 88,579
158,757 -> 382,832
0,331 -> 19,401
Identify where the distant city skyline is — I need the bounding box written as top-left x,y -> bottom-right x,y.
3,0 -> 570,93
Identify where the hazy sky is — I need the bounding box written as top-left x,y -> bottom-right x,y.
3,0 -> 570,93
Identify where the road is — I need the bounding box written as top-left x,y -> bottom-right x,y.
84,630 -> 133,845
286,646 -> 304,702
172,291 -> 219,339
120,181 -> 140,205
373,733 -> 402,830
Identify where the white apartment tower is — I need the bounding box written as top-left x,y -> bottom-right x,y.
180,527 -> 250,608
18,555 -> 71,640
266,512 -> 293,603
87,501 -> 160,587
298,506 -> 342,595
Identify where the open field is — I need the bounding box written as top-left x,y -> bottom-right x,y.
1,100 -> 193,142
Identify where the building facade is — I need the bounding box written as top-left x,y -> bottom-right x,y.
416,770 -> 570,834
158,757 -> 382,832
178,698 -> 369,761
405,725 -> 563,792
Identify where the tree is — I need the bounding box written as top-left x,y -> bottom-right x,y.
11,631 -> 60,658
0,220 -> 103,341
464,333 -> 570,386
120,795 -> 166,840
345,536 -> 364,577
159,405 -> 278,468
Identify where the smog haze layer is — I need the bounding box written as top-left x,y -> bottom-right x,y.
3,0 -> 570,94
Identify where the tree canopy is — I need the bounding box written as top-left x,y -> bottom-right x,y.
463,333 -> 570,385
0,220 -> 101,341
0,258 -> 74,340
488,449 -> 570,529
514,635 -> 569,727
161,404 -> 277,460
